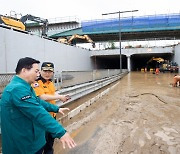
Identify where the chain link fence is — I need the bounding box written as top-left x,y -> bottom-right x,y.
0,73 -> 15,94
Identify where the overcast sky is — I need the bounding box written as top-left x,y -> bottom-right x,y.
0,0 -> 180,21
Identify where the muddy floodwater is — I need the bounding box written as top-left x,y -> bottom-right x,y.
54,72 -> 180,154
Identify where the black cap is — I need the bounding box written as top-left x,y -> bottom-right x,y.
41,62 -> 54,72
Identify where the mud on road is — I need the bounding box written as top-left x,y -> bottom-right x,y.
54,72 -> 180,154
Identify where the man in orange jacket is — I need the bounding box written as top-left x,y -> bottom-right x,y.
32,62 -> 71,154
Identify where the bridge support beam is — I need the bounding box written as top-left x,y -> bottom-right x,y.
127,55 -> 131,72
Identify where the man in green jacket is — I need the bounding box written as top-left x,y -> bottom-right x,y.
0,57 -> 76,154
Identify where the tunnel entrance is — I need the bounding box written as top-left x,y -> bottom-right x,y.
131,53 -> 173,71
92,55 -> 127,69
92,53 -> 173,71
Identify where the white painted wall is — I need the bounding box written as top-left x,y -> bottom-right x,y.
0,27 -> 93,73
1,27 -> 179,73
174,44 -> 180,67
91,47 -> 174,57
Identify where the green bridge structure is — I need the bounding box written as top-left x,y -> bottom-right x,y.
50,13 -> 180,42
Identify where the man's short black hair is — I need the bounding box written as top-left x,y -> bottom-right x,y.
15,57 -> 40,74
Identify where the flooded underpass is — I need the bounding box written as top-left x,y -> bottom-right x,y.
131,53 -> 173,71
92,52 -> 173,72
54,72 -> 180,154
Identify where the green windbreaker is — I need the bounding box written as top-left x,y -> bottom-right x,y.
0,76 -> 66,154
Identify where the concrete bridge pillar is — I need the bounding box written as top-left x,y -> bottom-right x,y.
127,55 -> 131,72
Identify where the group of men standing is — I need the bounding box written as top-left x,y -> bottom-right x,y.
1,57 -> 76,154
0,56 -> 179,154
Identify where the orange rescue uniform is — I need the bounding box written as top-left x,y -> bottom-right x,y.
33,78 -> 57,117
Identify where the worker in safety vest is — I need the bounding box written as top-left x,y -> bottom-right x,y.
32,62 -> 71,154
155,68 -> 160,75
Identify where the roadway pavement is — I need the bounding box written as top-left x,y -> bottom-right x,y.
54,72 -> 180,154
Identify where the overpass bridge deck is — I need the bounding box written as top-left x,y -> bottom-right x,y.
51,13 -> 180,42
91,46 -> 174,57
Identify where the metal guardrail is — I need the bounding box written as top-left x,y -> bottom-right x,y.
56,71 -> 128,107
0,69 -> 127,95
48,16 -> 80,24
54,69 -> 127,89
60,77 -> 121,121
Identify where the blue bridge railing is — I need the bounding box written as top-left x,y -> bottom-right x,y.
82,13 -> 180,33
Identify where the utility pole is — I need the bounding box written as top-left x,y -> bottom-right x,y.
102,10 -> 138,73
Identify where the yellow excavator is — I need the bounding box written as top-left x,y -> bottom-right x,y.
0,14 -> 48,36
0,15 -> 25,30
57,34 -> 96,48
146,57 -> 165,73
146,57 -> 179,73
147,57 -> 164,64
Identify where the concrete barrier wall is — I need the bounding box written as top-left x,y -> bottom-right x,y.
0,27 -> 93,73
174,44 -> 180,66
91,47 -> 174,57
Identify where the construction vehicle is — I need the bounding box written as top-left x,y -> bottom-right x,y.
57,34 -> 96,48
147,57 -> 179,73
20,14 -> 48,36
147,57 -> 165,64
169,62 -> 179,73
0,14 -> 48,36
0,15 -> 25,30
146,57 -> 164,72
159,61 -> 179,73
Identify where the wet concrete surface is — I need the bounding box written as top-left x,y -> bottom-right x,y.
54,72 -> 180,154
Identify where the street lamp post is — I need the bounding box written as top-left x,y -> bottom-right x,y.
102,10 -> 138,73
